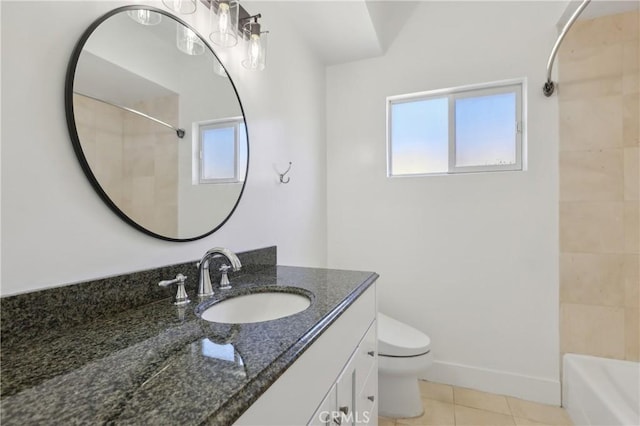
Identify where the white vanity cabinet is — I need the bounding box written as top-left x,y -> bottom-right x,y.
309,320 -> 378,425
235,284 -> 377,426
308,384 -> 338,426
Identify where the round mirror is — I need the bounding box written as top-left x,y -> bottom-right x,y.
65,6 -> 248,241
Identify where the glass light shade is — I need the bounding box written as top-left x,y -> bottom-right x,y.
209,0 -> 240,47
241,24 -> 267,71
127,9 -> 162,26
176,24 -> 205,56
213,60 -> 228,77
162,0 -> 197,14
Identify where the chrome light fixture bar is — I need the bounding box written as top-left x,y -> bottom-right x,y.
204,0 -> 269,71
164,0 -> 271,70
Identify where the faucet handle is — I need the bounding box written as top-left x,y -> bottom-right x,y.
159,274 -> 190,306
219,264 -> 232,290
158,273 -> 187,287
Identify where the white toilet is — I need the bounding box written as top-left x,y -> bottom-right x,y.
377,312 -> 432,418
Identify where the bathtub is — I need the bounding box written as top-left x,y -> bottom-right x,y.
563,354 -> 640,426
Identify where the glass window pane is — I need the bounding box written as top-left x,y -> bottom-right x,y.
455,92 -> 516,167
390,98 -> 448,175
202,126 -> 235,180
237,123 -> 247,182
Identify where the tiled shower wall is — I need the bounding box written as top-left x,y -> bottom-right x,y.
74,94 -> 179,236
558,11 -> 639,361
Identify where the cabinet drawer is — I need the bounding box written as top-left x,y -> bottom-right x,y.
354,320 -> 377,393
356,367 -> 378,424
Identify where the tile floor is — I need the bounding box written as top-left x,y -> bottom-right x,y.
378,381 -> 573,426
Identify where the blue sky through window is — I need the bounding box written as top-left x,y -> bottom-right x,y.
389,85 -> 520,175
202,126 -> 235,180
391,97 -> 448,175
455,93 -> 516,167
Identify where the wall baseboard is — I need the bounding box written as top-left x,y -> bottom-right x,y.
421,360 -> 561,406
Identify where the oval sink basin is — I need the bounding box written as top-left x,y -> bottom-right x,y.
201,292 -> 311,324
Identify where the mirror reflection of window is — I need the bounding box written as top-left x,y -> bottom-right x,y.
197,118 -> 247,184
67,7 -> 249,240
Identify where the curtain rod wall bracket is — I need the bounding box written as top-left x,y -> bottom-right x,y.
543,0 -> 591,97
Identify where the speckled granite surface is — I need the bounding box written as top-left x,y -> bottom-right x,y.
0,246 -> 276,343
1,256 -> 378,425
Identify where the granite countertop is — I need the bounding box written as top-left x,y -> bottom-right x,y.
0,265 -> 378,425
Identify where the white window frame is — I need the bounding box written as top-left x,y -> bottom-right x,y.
196,117 -> 245,185
386,79 -> 525,177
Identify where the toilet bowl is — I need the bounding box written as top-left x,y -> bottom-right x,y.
378,312 -> 432,418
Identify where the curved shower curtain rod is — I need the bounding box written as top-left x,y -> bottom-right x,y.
73,91 -> 186,138
543,0 -> 592,97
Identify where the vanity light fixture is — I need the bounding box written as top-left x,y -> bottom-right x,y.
177,24 -> 205,55
127,9 -> 162,25
241,15 -> 268,71
209,0 -> 240,48
171,0 -> 270,71
162,0 -> 197,15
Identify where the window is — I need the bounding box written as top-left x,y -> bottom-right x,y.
197,118 -> 247,184
387,80 -> 524,176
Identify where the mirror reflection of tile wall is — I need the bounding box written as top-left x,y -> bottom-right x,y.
74,93 -> 179,236
558,10 -> 639,362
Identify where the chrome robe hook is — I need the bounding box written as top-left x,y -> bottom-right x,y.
278,162 -> 292,184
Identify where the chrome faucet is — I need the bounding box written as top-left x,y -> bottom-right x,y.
158,273 -> 190,306
197,247 -> 242,297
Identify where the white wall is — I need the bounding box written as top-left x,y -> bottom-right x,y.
1,0 -> 327,295
2,0 -> 568,405
326,1 -> 564,404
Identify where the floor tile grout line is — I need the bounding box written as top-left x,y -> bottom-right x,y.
389,385 -> 573,426
506,396 -> 515,417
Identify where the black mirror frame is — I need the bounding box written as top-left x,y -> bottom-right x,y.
64,5 -> 249,242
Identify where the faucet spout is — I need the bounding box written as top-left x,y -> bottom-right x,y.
197,247 -> 242,297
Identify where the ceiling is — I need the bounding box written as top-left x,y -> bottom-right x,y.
272,0 -> 419,65
558,0 -> 639,28
268,0 -> 638,66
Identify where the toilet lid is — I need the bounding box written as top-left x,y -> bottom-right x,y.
378,312 -> 431,357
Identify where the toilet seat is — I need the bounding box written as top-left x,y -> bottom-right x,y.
378,312 -> 431,357
378,312 -> 433,418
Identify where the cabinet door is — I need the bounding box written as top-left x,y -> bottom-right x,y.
353,321 -> 377,425
309,384 -> 337,426
354,321 -> 377,394
356,366 -> 378,424
336,356 -> 356,426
